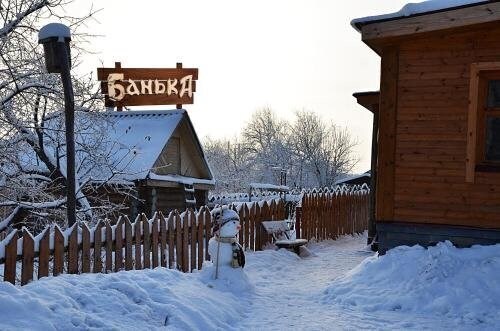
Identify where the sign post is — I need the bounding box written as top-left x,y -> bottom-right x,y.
97,62 -> 198,110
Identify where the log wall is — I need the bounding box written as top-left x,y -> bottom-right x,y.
389,23 -> 500,228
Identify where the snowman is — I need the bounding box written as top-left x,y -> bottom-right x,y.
208,206 -> 245,279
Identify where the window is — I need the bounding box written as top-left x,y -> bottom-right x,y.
466,63 -> 500,182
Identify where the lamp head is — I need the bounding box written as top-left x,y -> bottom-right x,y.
38,23 -> 72,73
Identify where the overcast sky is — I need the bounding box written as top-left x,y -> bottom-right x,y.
71,0 -> 412,172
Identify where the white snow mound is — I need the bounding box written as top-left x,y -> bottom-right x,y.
0,267 -> 249,330
323,241 -> 500,326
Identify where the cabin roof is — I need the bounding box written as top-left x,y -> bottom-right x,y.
352,0 -> 499,53
12,109 -> 214,187
351,0 -> 488,31
101,109 -> 214,185
103,109 -> 185,181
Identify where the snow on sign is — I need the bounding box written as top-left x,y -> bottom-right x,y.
97,62 -> 198,109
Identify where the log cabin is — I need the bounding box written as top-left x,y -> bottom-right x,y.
99,109 -> 215,218
352,0 -> 500,253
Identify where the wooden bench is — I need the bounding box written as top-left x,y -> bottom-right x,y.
261,220 -> 307,255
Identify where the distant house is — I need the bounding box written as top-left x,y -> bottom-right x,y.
334,171 -> 370,186
353,1 -> 500,253
99,109 -> 215,217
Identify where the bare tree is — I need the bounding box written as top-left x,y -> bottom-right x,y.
290,110 -> 358,187
204,108 -> 359,191
203,136 -> 253,193
0,0 -> 133,233
242,107 -> 291,184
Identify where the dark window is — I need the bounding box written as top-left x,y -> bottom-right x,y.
487,80 -> 500,108
485,116 -> 500,161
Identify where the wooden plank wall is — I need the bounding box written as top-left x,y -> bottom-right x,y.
299,186 -> 370,241
0,200 -> 285,286
393,24 -> 500,228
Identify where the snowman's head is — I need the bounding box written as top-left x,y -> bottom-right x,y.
211,207 -> 241,238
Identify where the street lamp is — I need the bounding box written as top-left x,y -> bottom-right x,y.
38,23 -> 77,227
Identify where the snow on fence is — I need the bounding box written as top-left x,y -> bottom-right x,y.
296,185 -> 370,241
0,200 -> 286,286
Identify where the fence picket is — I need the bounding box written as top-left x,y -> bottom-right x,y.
168,212 -> 175,268
82,223 -> 91,273
238,206 -> 244,247
190,209 -> 197,272
124,216 -> 133,271
93,221 -> 103,273
152,214 -> 159,268
134,215 -> 142,270
182,212 -> 189,272
38,228 -> 50,279
197,208 -> 204,270
159,212 -> 167,268
21,228 -> 34,285
175,211 -> 182,270
204,209 -> 211,261
68,225 -> 78,274
142,214 -> 151,269
244,204 -> 250,250
105,221 -> 113,273
4,231 -> 18,285
115,218 -> 124,272
53,226 -> 64,276
249,203 -> 255,251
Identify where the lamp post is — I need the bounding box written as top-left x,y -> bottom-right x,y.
38,23 -> 77,227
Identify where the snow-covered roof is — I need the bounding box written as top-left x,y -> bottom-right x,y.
334,172 -> 370,186
101,109 -> 185,182
249,183 -> 289,192
23,109 -> 213,186
352,0 -> 489,31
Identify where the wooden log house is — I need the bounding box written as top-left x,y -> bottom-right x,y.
352,1 -> 500,253
97,109 -> 214,218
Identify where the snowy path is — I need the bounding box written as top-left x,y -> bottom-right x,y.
237,234 -> 467,331
239,235 -> 373,330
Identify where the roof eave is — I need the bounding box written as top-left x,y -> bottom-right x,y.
356,1 -> 500,52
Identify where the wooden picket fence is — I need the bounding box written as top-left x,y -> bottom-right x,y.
0,200 -> 285,286
296,185 -> 370,241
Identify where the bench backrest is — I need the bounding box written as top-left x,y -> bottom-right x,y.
261,220 -> 291,241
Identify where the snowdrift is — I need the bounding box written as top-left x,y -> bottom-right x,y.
323,241 -> 500,327
0,266 -> 251,330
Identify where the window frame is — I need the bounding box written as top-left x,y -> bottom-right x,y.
466,62 -> 500,183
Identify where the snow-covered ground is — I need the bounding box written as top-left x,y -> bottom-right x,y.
1,233 -> 499,330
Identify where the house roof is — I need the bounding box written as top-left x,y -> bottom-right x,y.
98,109 -> 214,185
334,171 -> 371,186
352,0 -> 489,31
352,0 -> 500,53
101,109 -> 184,182
25,109 -> 214,187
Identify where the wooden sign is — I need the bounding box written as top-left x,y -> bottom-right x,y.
97,62 -> 198,109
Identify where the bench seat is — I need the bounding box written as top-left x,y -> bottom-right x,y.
262,220 -> 308,255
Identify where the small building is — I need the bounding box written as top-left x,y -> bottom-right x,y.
95,109 -> 214,218
352,1 -> 500,253
334,171 -> 371,186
